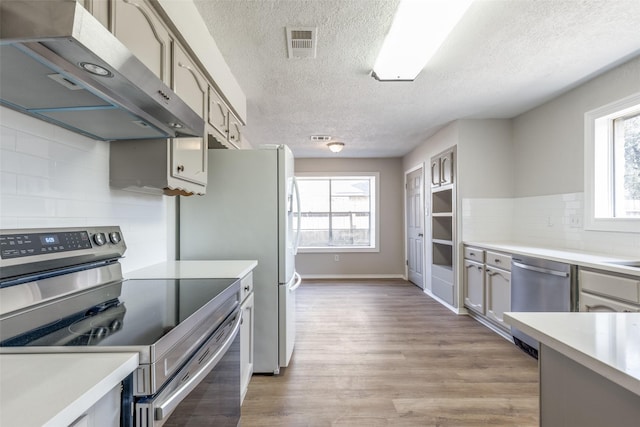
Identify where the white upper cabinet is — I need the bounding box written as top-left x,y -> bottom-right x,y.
431,148 -> 454,187
173,42 -> 208,120
208,86 -> 229,137
208,87 -> 243,149
111,0 -> 172,84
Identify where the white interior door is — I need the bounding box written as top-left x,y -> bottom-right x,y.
406,167 -> 424,288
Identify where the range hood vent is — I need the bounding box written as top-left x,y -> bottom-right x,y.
0,0 -> 204,141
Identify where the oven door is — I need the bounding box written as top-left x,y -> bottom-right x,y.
134,309 -> 241,427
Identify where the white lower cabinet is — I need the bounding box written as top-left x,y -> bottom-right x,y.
68,384 -> 121,427
485,265 -> 511,330
579,268 -> 640,312
463,259 -> 485,314
463,245 -> 512,333
240,273 -> 254,404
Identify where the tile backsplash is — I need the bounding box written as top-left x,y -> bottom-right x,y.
463,193 -> 640,257
0,107 -> 171,273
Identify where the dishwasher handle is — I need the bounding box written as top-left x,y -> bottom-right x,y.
512,261 -> 569,277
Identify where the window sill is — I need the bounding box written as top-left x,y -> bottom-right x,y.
297,247 -> 379,254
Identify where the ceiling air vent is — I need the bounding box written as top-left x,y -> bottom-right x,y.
310,135 -> 331,142
286,27 -> 317,58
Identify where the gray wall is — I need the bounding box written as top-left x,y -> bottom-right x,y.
295,157 -> 405,277
513,55 -> 640,197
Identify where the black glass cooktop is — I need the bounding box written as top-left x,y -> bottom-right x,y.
0,278 -> 238,348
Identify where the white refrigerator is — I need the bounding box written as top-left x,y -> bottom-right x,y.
179,145 -> 301,374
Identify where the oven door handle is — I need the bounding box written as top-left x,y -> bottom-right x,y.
153,310 -> 242,423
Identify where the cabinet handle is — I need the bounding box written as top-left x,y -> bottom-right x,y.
477,266 -> 482,271
244,286 -> 250,291
177,165 -> 185,172
418,233 -> 424,237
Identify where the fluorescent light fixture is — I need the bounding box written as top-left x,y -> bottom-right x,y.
372,0 -> 473,81
327,142 -> 345,153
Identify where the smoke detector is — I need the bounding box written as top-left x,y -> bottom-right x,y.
286,27 -> 317,58
310,135 -> 331,142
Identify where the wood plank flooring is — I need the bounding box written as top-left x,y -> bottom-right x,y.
241,279 -> 539,426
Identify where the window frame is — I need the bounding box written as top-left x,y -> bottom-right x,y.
295,172 -> 380,253
584,91 -> 640,233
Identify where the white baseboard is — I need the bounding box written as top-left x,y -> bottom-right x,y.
300,273 -> 405,280
423,289 -> 465,314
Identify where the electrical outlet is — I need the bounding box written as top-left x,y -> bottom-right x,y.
569,214 -> 582,228
334,255 -> 340,262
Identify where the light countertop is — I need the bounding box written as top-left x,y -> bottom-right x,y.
464,241 -> 640,277
0,352 -> 138,427
125,260 -> 258,280
505,312 -> 640,396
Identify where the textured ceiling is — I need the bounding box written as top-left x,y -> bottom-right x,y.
194,0 -> 640,158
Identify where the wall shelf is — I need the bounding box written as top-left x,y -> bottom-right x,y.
430,146 -> 456,306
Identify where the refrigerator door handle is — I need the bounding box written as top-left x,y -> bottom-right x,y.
290,271 -> 302,292
293,176 -> 302,255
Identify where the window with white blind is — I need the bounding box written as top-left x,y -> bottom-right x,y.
295,173 -> 379,252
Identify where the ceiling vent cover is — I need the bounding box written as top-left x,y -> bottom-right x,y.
310,135 -> 331,142
286,27 -> 317,58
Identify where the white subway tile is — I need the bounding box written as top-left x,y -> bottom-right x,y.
0,126 -> 17,150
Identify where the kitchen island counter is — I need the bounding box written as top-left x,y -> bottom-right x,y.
505,312 -> 640,426
0,352 -> 138,427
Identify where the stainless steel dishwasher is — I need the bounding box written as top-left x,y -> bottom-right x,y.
510,255 -> 577,358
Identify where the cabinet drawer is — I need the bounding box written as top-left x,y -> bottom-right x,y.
464,246 -> 485,263
486,251 -> 511,271
580,291 -> 640,312
580,270 -> 640,304
240,272 -> 254,302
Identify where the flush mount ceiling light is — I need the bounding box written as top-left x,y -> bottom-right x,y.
327,142 -> 345,153
372,0 -> 473,81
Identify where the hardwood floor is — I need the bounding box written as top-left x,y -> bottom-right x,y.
241,279 -> 539,426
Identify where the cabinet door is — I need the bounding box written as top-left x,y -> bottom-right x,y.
112,0 -> 172,83
171,137 -> 207,186
81,0 -> 109,28
430,158 -> 441,187
240,292 -> 254,404
464,260 -> 485,314
440,150 -> 454,185
208,86 -> 229,138
485,267 -> 511,330
227,112 -> 242,148
173,43 -> 207,119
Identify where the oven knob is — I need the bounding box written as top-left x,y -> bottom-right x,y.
110,319 -> 122,331
109,231 -> 121,244
93,233 -> 106,246
94,327 -> 109,339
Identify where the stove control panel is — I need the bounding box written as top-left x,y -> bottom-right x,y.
0,226 -> 125,263
0,230 -> 94,259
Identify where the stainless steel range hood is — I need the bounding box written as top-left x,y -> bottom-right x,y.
0,0 -> 204,141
